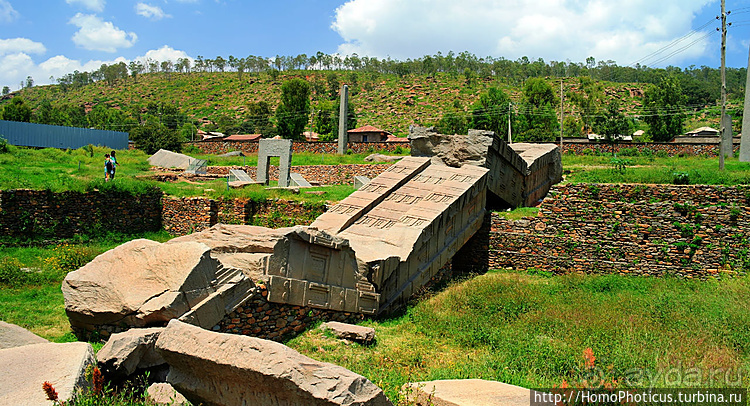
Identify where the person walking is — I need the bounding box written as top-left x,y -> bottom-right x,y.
104,153 -> 113,182
109,150 -> 118,180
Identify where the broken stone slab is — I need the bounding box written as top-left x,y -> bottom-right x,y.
147,383 -> 189,406
364,153 -> 403,163
0,320 -> 49,349
321,321 -> 376,345
290,172 -> 312,187
0,342 -> 95,406
353,175 -> 370,190
408,126 -> 495,168
148,149 -> 200,169
402,379 -> 531,406
97,327 -> 166,381
62,239 -> 221,336
156,319 -> 393,406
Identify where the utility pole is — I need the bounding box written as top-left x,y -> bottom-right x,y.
560,78 -> 564,150
720,0 -> 728,170
508,102 -> 512,144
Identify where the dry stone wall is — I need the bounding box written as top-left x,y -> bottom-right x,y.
206,164 -> 391,185
163,196 -> 326,235
562,142 -> 740,157
0,189 -> 162,238
186,141 -> 409,155
456,183 -> 750,279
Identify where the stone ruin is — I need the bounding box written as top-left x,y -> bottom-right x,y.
409,126 -> 562,208
63,128 -> 561,338
257,138 -> 292,187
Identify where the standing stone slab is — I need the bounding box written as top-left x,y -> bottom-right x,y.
155,319 -> 393,406
742,44 -> 750,162
0,320 -> 49,349
258,138 -> 292,187
722,114 -> 734,159
0,342 -> 95,406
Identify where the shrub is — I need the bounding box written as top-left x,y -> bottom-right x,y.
582,148 -> 594,156
44,244 -> 97,273
0,257 -> 41,287
0,135 -> 9,153
618,147 -> 639,157
672,171 -> 690,185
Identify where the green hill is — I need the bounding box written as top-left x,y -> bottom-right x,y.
1,69 -> 742,139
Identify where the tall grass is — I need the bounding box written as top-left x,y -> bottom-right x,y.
288,271 -> 750,401
564,154 -> 750,185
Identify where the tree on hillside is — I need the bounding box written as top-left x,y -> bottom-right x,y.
276,78 -> 311,140
2,97 -> 32,122
130,122 -> 181,154
128,61 -> 144,83
470,87 -> 512,139
643,75 -> 687,142
313,98 -> 356,139
516,78 -> 558,142
241,101 -> 276,136
436,100 -> 469,135
2,86 -> 9,95
569,76 -> 603,134
593,100 -> 631,143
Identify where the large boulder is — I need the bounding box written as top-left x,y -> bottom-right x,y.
156,319 -> 393,406
62,239 -> 221,336
0,342 -> 95,406
146,383 -> 189,405
97,327 -> 166,381
0,320 -> 49,349
409,126 -> 495,168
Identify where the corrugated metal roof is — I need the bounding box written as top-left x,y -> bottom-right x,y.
0,120 -> 129,149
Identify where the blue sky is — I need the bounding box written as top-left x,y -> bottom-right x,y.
1,0 -> 750,89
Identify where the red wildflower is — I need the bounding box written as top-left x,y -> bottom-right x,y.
42,381 -> 59,401
92,367 -> 103,395
583,347 -> 596,369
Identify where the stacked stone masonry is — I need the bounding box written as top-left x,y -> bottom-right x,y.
186,141 -> 409,155
0,189 -> 162,238
463,183 -> 750,279
163,197 -> 326,235
205,164 -> 392,185
562,142 -> 740,157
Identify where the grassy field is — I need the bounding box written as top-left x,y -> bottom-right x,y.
563,153 -> 750,185
289,271 -> 750,401
4,238 -> 748,403
0,144 -> 381,202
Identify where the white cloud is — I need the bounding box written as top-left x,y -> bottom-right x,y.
69,13 -> 137,52
136,3 -> 171,20
65,0 -> 105,12
0,0 -> 19,23
332,0 -> 716,67
139,45 -> 192,63
0,45 -> 193,89
0,38 -> 45,55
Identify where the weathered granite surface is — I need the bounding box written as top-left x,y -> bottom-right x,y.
156,319 -> 392,406
0,320 -> 49,349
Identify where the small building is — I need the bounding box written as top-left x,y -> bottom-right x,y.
686,127 -> 719,137
303,131 -> 320,142
224,134 -> 262,142
587,133 -> 633,142
347,125 -> 391,142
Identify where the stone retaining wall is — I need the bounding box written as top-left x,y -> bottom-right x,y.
186,141 -> 409,155
456,183 -> 750,279
206,164 -> 391,185
162,196 -> 327,235
562,142 -> 740,157
0,189 -> 162,238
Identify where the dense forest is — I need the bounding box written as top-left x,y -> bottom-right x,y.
0,51 -> 746,152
